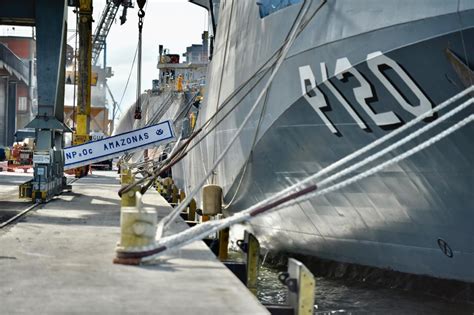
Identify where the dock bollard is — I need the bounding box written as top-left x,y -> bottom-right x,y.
188,199 -> 197,222
269,258 -> 316,315
120,166 -> 137,207
202,184 -> 222,215
245,232 -> 260,296
119,192 -> 157,248
114,192 -> 158,265
171,185 -> 179,205
162,177 -> 173,200
218,226 -> 229,261
179,189 -> 186,202
201,184 -> 222,223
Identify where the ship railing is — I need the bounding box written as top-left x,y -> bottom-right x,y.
154,78 -> 205,93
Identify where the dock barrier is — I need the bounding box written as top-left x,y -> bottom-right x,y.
235,231 -> 260,295
126,177 -> 316,314
264,258 -> 316,315
19,179 -> 33,199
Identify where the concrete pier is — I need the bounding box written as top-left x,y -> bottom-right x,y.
0,171 -> 269,314
0,172 -> 33,222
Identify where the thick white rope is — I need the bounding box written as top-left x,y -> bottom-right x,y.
119,89 -> 473,257
128,79 -> 471,187
141,112 -> 473,261
256,86 -> 474,204
315,97 -> 473,189
225,87 -> 473,210
271,113 -> 474,212
119,86 -> 474,251
157,0 -> 314,235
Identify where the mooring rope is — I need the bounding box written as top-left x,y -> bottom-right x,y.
267,113 -> 474,215
157,0 -> 315,235
237,85 -> 474,206
115,86 -> 473,259
118,0 -> 327,197
125,111 -> 474,261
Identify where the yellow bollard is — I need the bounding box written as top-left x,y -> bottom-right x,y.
179,189 -> 186,202
246,232 -> 260,296
218,227 -> 229,261
190,112 -> 196,130
188,199 -> 197,221
120,166 -> 137,207
162,177 -> 173,199
176,75 -> 183,92
171,185 -> 179,205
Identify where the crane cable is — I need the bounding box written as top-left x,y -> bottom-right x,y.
118,0 -> 326,198
134,0 -> 146,119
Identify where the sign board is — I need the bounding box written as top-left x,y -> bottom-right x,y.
65,70 -> 98,86
63,121 -> 175,170
33,154 -> 51,164
37,167 -> 45,176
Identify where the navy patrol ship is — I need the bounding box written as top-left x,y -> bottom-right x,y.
116,0 -> 473,283
170,0 -> 474,283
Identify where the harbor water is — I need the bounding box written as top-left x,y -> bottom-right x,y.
257,263 -> 474,314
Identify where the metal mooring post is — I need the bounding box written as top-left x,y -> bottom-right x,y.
218,226 -> 229,261
287,258 -> 316,315
237,230 -> 260,296
120,164 -> 137,207
246,232 -> 260,295
265,258 -> 316,315
188,199 -> 197,222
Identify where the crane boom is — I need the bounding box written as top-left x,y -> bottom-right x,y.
91,0 -> 133,65
91,1 -> 120,65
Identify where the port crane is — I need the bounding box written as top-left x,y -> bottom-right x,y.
91,0 -> 133,66
73,0 -> 131,176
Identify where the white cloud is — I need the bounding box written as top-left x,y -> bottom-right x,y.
78,0 -> 208,113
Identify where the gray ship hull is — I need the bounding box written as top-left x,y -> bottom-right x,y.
172,0 -> 474,282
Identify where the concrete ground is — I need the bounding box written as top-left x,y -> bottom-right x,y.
0,172 -> 34,222
0,171 -> 268,314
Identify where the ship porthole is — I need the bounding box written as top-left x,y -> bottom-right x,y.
437,238 -> 454,258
